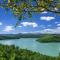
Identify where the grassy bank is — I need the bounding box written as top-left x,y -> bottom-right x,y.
36,34 -> 60,43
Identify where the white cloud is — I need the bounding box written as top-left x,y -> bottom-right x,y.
40,27 -> 60,34
42,11 -> 48,14
57,27 -> 60,29
18,26 -> 22,27
20,27 -> 60,34
40,16 -> 55,21
57,24 -> 60,26
3,26 -> 14,32
21,22 -> 38,28
40,29 -> 54,34
0,22 -> 2,25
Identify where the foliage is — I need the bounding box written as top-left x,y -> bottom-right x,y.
0,0 -> 60,25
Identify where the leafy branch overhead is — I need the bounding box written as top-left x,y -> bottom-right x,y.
0,0 -> 60,25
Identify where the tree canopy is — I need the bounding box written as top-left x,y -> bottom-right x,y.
0,0 -> 60,25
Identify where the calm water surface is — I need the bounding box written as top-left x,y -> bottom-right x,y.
0,38 -> 60,57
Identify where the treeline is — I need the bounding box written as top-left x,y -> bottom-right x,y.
0,44 -> 60,60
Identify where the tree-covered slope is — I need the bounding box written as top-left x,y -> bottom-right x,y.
37,34 -> 60,42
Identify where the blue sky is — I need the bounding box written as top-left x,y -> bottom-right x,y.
0,8 -> 60,34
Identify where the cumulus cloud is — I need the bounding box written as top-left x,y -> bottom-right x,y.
3,26 -> 14,32
42,11 -> 48,14
28,27 -> 60,34
40,16 -> 55,21
0,22 -> 2,25
21,22 -> 38,28
18,26 -> 22,27
57,24 -> 60,26
40,27 -> 60,34
20,27 -> 60,34
40,29 -> 54,34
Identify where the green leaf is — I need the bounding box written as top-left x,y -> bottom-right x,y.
27,12 -> 32,18
15,21 -> 20,27
3,0 -> 6,2
18,15 -> 22,20
29,0 -> 32,2
14,0 -> 20,3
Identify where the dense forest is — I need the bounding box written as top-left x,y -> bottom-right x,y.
37,34 -> 60,42
0,44 -> 60,60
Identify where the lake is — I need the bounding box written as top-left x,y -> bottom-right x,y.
0,38 -> 60,57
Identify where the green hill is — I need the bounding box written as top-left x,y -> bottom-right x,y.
37,34 -> 60,42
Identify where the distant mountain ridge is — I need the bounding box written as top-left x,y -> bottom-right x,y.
0,33 -> 60,40
0,33 -> 41,39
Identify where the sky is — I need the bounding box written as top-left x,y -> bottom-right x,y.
0,8 -> 60,34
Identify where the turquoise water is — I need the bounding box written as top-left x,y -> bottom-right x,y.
0,38 -> 60,57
